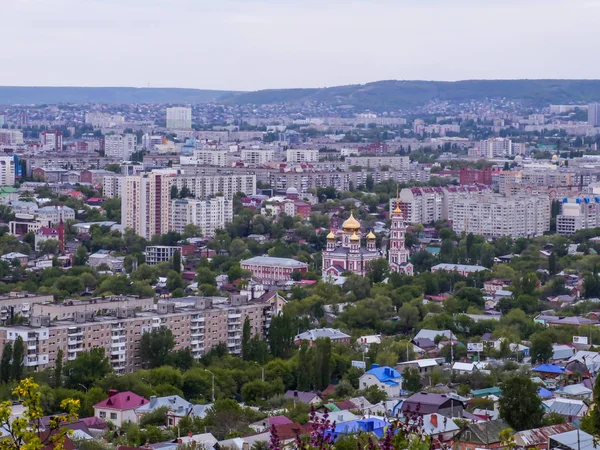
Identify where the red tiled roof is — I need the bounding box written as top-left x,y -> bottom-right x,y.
94,391 -> 148,410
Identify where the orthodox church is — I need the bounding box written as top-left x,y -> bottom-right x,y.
322,207 -> 413,279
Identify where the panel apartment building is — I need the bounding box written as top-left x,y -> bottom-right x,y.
171,197 -> 233,238
0,294 -> 279,374
452,193 -> 551,238
557,196 -> 600,235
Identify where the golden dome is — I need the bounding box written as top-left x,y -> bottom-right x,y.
326,231 -> 336,240
393,204 -> 402,215
342,213 -> 361,231
350,232 -> 360,242
366,231 -> 376,240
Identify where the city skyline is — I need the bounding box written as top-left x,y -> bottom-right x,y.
1,0 -> 599,91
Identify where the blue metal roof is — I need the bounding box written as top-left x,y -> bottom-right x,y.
366,365 -> 402,382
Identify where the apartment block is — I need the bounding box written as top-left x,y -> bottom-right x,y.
40,130 -> 63,152
241,149 -> 275,166
145,245 -> 182,265
0,156 -> 16,186
451,193 -> 551,238
479,138 -> 512,157
102,174 -> 124,199
0,295 -> 275,374
286,149 -> 318,164
85,112 -> 125,128
345,156 -> 410,171
166,107 -> 192,129
121,172 -> 173,239
0,292 -> 54,324
173,174 -> 256,199
171,197 -> 233,238
557,196 -> 600,235
104,134 -> 137,160
0,130 -> 23,145
192,149 -> 229,167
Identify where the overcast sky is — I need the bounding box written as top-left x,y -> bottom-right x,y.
1,0 -> 598,91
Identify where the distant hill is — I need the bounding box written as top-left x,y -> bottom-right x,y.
0,86 -> 237,105
2,80 -> 600,110
228,80 -> 600,111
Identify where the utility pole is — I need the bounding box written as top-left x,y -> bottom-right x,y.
205,369 -> 215,402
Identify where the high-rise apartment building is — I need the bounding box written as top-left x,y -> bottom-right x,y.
104,134 -> 137,160
479,138 -> 512,158
589,103 -> 600,127
0,295 -> 277,374
40,130 -> 63,151
174,174 -> 256,199
451,193 -> 551,238
241,149 -> 275,166
0,156 -> 16,186
557,196 -> 600,235
286,149 -> 318,164
121,172 -> 173,239
102,174 -> 124,199
166,107 -> 192,129
171,197 -> 233,238
192,149 -> 229,167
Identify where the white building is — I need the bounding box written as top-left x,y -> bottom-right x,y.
104,134 -> 137,160
171,197 -> 233,238
0,130 -> 23,146
451,193 -> 551,238
192,149 -> 229,167
174,174 -> 256,199
241,148 -> 275,166
286,149 -> 318,164
0,156 -> 15,186
557,196 -> 600,235
102,174 -> 124,199
121,172 -> 173,239
40,131 -> 62,152
358,365 -> 403,398
166,107 -> 192,129
85,112 -> 125,128
145,246 -> 181,265
479,138 -> 513,157
589,103 -> 600,127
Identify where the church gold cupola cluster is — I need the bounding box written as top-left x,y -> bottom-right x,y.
322,208 -> 413,279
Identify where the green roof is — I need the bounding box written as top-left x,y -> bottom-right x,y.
323,403 -> 341,412
0,187 -> 17,193
472,387 -> 503,398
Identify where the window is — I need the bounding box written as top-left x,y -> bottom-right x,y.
110,413 -> 117,420
99,412 -> 106,418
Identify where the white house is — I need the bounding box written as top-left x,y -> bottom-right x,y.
93,390 -> 148,427
359,364 -> 403,398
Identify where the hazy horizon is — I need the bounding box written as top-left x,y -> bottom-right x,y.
2,0 -> 598,91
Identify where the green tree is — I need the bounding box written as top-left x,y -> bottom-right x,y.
402,367 -> 422,394
183,224 -> 203,239
548,252 -> 557,276
367,258 -> 390,283
591,374 -> 600,434
241,317 -> 251,361
0,342 -> 12,383
499,375 -> 544,431
38,239 -> 60,255
64,348 -> 112,390
54,349 -> 63,388
166,270 -> 184,292
139,327 -> 175,369
531,335 -> 553,364
172,250 -> 181,273
11,336 -> 24,381
73,246 -> 89,266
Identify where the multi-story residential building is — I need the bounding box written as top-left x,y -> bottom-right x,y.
459,167 -> 493,186
0,156 -> 16,186
166,107 -> 192,129
557,196 -> 600,235
345,156 -> 410,171
0,294 -> 273,374
145,246 -> 181,265
589,103 -> 600,127
241,149 -> 275,166
173,174 -> 256,199
80,169 -> 116,186
104,134 -> 137,160
0,292 -> 54,324
191,149 -> 229,167
121,172 -> 173,239
521,169 -> 572,187
171,197 -> 233,238
479,138 -> 512,157
102,174 -> 124,199
492,171 -> 522,194
286,149 -> 318,164
0,130 -> 24,145
31,295 -> 154,321
40,130 -> 63,152
451,193 -> 551,238
84,112 -> 125,128
241,256 -> 308,283
21,154 -> 122,177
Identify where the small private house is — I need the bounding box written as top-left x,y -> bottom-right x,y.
94,390 -> 148,427
513,423 -> 574,450
134,395 -> 192,426
359,365 -> 403,398
396,358 -> 441,377
400,393 -> 464,418
284,390 -> 321,405
455,419 -> 511,450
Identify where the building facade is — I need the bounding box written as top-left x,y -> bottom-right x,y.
241,256 -> 308,283
166,107 -> 192,129
121,172 -> 173,239
171,197 -> 233,238
0,156 -> 16,186
104,134 -> 137,160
